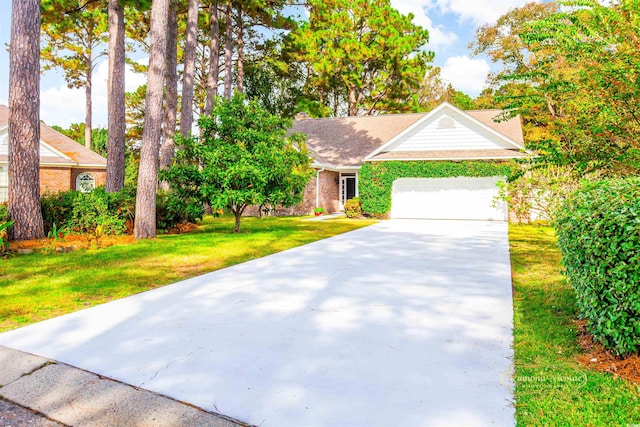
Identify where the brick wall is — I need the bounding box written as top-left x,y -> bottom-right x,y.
40,167 -> 72,195
244,169 -> 342,216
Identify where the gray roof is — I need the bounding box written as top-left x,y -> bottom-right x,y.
291,107 -> 525,168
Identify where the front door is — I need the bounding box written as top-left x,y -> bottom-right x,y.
340,175 -> 357,210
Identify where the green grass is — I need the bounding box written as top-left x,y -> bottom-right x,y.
0,215 -> 375,332
510,224 -> 640,426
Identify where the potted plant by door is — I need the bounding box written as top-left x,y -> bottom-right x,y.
314,207 -> 326,217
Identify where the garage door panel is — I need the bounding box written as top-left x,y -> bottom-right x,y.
391,177 -> 507,221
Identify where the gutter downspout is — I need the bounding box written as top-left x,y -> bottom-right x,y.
315,167 -> 325,209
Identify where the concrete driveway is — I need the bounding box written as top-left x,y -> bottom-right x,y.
0,220 -> 514,427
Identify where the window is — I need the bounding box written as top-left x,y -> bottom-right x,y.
76,172 -> 95,193
0,165 -> 7,203
438,117 -> 455,129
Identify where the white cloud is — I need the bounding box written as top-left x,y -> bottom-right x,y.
441,55 -> 490,96
41,59 -> 147,128
391,0 -> 458,50
425,0 -> 542,26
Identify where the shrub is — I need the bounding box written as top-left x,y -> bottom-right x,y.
70,187 -> 127,235
344,197 -> 362,218
0,203 -> 8,223
156,190 -> 204,231
555,178 -> 640,356
41,190 -> 80,234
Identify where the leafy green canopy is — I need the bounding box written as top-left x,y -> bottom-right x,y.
163,95 -> 314,232
290,0 -> 432,116
478,0 -> 640,174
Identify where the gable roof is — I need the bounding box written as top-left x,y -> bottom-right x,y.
0,105 -> 107,168
365,103 -> 526,161
292,113 -> 424,168
293,103 -> 526,168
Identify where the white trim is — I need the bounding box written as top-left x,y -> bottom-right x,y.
364,102 -> 526,160
315,167 -> 325,208
367,155 -> 527,162
39,139 -> 74,162
40,161 -> 77,167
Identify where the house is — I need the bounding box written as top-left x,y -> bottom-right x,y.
290,102 -> 527,220
0,105 -> 107,202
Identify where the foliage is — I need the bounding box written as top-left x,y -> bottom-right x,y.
155,190 -> 204,231
496,164 -> 601,223
289,0 -> 431,116
164,95 -> 314,232
69,187 -> 128,235
51,124 -> 109,157
125,84 -> 147,147
359,161 -> 518,216
0,215 -> 375,331
417,67 -> 476,112
0,220 -> 13,254
344,197 -> 362,218
0,204 -> 8,223
555,178 -> 640,356
47,222 -> 69,240
41,190 -> 80,235
474,0 -> 640,175
40,185 -> 200,236
244,54 -> 305,118
510,224 -> 640,425
40,1 -> 108,87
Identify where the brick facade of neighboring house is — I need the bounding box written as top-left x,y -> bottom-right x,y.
0,105 -> 107,202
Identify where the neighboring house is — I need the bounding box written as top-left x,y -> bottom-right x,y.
0,105 -> 107,203
290,102 -> 527,220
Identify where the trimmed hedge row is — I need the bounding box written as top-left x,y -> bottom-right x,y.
358,160 -> 518,216
555,178 -> 640,356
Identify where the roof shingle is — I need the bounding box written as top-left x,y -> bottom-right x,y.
291,106 -> 525,168
0,105 -> 106,168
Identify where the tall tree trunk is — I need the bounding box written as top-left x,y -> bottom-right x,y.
204,0 -> 219,115
8,0 -> 44,241
134,0 -> 170,240
85,56 -> 92,148
160,0 -> 178,191
106,0 -> 126,193
235,6 -> 244,94
223,3 -> 233,100
348,85 -> 358,116
180,0 -> 199,136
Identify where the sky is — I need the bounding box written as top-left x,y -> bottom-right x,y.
0,0 -> 543,129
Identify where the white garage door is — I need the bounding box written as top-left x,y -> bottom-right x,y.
391,177 -> 507,221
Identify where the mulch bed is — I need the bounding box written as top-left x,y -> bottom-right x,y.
575,319 -> 640,384
7,222 -> 198,253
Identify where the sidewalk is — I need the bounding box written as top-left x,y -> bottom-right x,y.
0,346 -> 247,427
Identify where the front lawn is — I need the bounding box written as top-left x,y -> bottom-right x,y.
510,224 -> 640,426
0,215 -> 375,332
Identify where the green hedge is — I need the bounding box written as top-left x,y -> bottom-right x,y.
359,161 -> 518,216
555,178 -> 640,356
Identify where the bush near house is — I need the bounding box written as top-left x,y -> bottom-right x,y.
344,197 -> 362,218
555,178 -> 640,356
40,187 -> 202,236
358,160 -> 518,216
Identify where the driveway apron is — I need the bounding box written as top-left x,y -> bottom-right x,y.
0,220 -> 515,427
